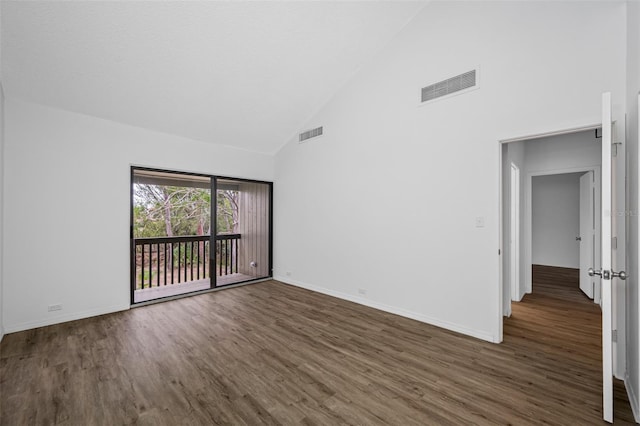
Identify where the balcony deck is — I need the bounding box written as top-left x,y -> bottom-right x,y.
133,273 -> 255,303
134,233 -> 255,303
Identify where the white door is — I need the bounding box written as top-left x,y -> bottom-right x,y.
579,171 -> 594,299
589,92 -> 627,423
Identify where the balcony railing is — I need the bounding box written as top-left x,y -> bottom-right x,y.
134,234 -> 241,290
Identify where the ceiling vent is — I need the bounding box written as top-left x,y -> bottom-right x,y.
421,69 -> 478,103
299,126 -> 323,143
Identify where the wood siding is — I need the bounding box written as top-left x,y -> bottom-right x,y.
237,182 -> 270,278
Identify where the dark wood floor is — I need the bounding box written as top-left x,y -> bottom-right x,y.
0,275 -> 636,425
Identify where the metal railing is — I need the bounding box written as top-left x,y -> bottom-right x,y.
134,234 -> 241,289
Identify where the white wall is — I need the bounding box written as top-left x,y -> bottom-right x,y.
625,0 -> 640,421
532,173 -> 581,268
274,1 -> 626,342
2,99 -> 274,333
524,131 -> 602,173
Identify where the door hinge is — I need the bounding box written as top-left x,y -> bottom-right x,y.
612,142 -> 622,157
612,329 -> 618,342
612,236 -> 617,249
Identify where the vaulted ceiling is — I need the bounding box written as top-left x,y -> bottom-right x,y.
1,1 -> 425,154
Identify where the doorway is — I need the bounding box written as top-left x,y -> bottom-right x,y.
501,128 -> 603,310
530,171 -> 596,299
499,114 -> 630,422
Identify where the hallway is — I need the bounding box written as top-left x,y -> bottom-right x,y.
504,265 -> 635,423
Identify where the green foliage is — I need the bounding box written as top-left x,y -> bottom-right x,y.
133,184 -> 211,237
133,205 -> 165,238
217,190 -> 237,234
139,270 -> 153,283
133,184 -> 238,238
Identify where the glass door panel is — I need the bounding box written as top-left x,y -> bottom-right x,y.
131,168 -> 212,303
215,179 -> 271,287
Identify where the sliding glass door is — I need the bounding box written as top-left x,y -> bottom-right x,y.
130,168 -> 272,304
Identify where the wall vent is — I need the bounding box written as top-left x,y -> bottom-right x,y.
299,126 -> 323,143
421,69 -> 477,103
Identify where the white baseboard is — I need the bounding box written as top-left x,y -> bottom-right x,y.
274,276 -> 497,343
4,304 -> 131,334
625,373 -> 640,424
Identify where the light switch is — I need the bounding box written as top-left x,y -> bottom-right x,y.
475,216 -> 485,228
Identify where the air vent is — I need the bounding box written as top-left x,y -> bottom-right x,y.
299,126 -> 323,143
421,69 -> 477,103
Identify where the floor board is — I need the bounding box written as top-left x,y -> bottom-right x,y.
1,272 -> 636,425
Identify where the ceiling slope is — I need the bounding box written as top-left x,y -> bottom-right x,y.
2,1 -> 424,154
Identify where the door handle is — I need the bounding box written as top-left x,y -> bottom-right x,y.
588,268 -> 627,280
611,270 -> 627,280
576,236 -> 582,241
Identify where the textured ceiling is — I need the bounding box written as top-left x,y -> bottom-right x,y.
2,1 -> 425,154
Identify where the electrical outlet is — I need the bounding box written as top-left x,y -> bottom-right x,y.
286,271 -> 292,277
48,304 -> 62,312
358,288 -> 367,296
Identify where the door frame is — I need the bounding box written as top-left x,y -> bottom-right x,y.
509,163 -> 521,305
498,123 -> 600,343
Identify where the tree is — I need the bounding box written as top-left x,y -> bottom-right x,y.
133,184 -> 213,238
217,190 -> 239,234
